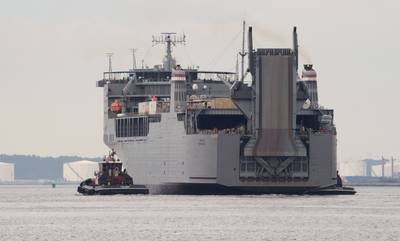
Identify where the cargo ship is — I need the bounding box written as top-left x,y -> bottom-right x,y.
96,24 -> 355,194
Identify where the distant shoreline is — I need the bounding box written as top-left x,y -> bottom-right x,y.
344,183 -> 400,187
2,182 -> 400,187
0,181 -> 80,185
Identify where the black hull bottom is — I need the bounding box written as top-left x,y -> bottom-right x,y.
149,183 -> 356,195
77,185 -> 149,195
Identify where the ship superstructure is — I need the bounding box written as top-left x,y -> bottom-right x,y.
96,27 -> 353,194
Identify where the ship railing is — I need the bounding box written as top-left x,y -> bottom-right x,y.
296,127 -> 335,136
103,72 -> 169,84
196,72 -> 236,83
103,71 -> 237,82
103,72 -> 131,81
194,128 -> 245,135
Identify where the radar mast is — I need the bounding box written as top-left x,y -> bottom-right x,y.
152,33 -> 186,71
238,21 -> 247,81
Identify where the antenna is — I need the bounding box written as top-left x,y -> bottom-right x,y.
238,21 -> 247,81
152,33 -> 186,46
105,53 -> 113,72
293,26 -> 299,71
248,26 -> 254,80
152,32 -> 186,71
130,48 -> 137,70
235,54 -> 239,81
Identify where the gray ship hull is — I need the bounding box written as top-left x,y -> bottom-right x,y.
97,27 -> 352,195
104,113 -> 338,194
145,183 -> 319,195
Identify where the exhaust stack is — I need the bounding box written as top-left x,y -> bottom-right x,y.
170,65 -> 187,113
248,26 -> 255,79
301,64 -> 318,108
293,27 -> 299,71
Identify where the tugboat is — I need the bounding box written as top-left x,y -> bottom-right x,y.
77,151 -> 149,195
303,171 -> 356,195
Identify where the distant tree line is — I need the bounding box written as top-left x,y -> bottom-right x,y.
0,154 -> 100,180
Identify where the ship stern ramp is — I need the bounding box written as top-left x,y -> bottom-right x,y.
228,48 -> 337,193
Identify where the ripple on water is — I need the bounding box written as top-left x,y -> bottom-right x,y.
0,185 -> 399,241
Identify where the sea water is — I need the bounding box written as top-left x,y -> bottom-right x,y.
0,185 -> 399,241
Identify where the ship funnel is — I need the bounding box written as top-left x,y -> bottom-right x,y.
302,64 -> 317,80
301,64 -> 318,108
170,65 -> 187,113
304,64 -> 313,71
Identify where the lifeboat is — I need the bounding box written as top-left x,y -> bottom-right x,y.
111,99 -> 122,113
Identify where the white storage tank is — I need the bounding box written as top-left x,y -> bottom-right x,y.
0,162 -> 15,182
63,160 -> 98,182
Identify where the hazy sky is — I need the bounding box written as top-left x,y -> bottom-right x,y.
1,0 -> 399,174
